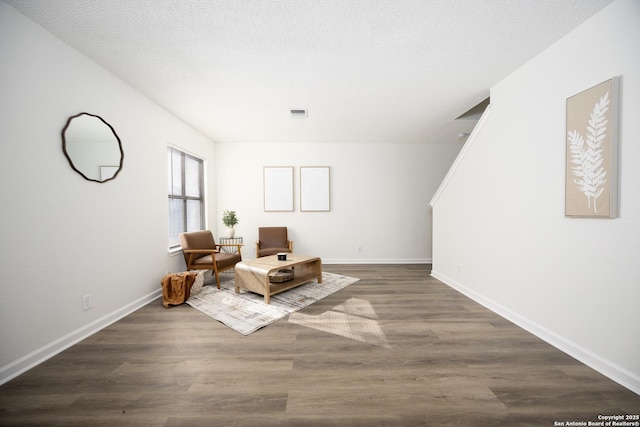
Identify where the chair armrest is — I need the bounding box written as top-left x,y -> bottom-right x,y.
183,249 -> 220,254
216,244 -> 243,257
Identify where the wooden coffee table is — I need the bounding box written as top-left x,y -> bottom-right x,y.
234,254 -> 322,304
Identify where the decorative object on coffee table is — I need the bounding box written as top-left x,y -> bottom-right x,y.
269,269 -> 294,283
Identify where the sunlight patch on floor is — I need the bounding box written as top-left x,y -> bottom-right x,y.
288,298 -> 391,348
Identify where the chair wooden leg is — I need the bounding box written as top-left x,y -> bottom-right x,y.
212,266 -> 221,289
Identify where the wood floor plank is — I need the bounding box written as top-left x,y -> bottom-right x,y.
0,265 -> 638,426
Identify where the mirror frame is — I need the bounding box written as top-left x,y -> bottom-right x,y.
62,112 -> 124,183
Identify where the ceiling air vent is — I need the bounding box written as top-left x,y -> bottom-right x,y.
290,108 -> 308,118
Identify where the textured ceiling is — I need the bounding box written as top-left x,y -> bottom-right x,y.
5,0 -> 614,144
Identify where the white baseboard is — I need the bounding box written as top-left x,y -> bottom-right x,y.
324,258 -> 431,265
0,289 -> 162,386
430,270 -> 640,396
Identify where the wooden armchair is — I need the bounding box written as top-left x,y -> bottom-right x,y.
256,227 -> 293,257
179,230 -> 243,289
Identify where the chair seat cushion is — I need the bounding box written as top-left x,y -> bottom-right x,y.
259,247 -> 290,257
192,252 -> 241,270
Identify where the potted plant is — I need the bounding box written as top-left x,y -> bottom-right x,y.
222,210 -> 238,237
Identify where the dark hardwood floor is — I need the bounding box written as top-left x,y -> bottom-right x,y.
1,265 -> 638,426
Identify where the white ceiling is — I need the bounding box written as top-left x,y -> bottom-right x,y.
5,0 -> 614,144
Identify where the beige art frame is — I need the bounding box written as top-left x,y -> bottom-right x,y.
565,77 -> 620,218
263,166 -> 294,212
300,166 -> 330,212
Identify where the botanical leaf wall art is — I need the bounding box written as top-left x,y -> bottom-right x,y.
565,77 -> 620,218
568,92 -> 609,213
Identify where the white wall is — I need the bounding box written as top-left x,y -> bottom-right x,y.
215,142 -> 462,263
430,0 -> 640,394
0,2 -> 463,384
0,3 -> 216,384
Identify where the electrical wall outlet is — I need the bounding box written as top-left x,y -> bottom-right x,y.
82,294 -> 93,311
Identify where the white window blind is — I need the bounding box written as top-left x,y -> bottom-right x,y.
168,147 -> 204,249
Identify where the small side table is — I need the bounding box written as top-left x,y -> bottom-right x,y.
219,236 -> 243,254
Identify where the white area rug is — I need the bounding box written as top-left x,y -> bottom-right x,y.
186,272 -> 360,335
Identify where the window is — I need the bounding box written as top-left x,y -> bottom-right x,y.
168,147 -> 205,249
